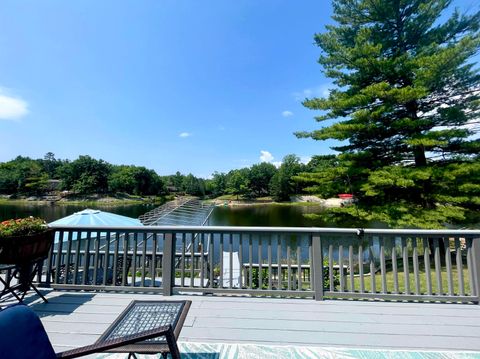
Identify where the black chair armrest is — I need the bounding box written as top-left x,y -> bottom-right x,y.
56,324 -> 179,359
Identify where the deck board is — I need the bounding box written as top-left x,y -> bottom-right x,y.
26,290 -> 480,353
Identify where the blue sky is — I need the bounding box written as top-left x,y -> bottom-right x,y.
0,0 -> 477,178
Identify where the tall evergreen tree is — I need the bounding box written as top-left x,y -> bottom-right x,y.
297,0 -> 480,227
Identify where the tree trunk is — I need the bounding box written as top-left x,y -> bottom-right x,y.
414,145 -> 427,167
405,100 -> 427,167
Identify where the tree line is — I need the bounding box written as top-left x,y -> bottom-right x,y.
0,153 -> 164,197
0,152 -> 335,201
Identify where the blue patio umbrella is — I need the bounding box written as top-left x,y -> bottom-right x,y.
49,209 -> 143,243
50,209 -> 142,227
49,209 -> 145,286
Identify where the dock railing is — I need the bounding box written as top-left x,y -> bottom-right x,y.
42,225 -> 480,303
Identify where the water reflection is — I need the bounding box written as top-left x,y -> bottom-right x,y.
1,202 -> 362,227
209,204 -> 360,227
0,203 -> 156,223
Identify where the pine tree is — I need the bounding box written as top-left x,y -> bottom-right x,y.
297,0 -> 480,227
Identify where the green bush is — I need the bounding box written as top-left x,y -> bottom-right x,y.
323,259 -> 340,290
249,260 -> 340,290
251,267 -> 270,289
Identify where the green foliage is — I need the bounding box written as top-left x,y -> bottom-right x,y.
294,155 -> 349,198
250,259 -> 339,290
41,152 -> 61,179
210,172 -> 227,197
321,202 -> 467,229
0,163 -> 17,194
170,171 -> 184,190
108,166 -> 137,194
163,172 -> 205,196
298,0 -> 480,227
24,173 -> 49,195
322,258 -> 340,290
0,153 -> 165,198
0,154 -> 232,199
270,155 -> 304,201
0,156 -> 47,195
226,168 -> 250,199
248,162 -> 277,197
0,217 -> 47,238
250,267 -> 270,289
208,163 -> 279,200
109,165 -> 164,195
182,174 -> 205,197
57,155 -> 111,194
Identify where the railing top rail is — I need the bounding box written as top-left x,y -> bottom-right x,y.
48,224 -> 480,236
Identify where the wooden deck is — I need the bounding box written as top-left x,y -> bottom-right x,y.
22,290 -> 480,353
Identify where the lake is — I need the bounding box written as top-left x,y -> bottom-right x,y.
0,202 -> 362,265
0,202 -> 347,227
4,202 -> 477,228
0,202 -> 362,263
0,203 -> 154,224
210,204 -> 356,227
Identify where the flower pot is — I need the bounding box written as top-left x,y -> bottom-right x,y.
0,229 -> 54,265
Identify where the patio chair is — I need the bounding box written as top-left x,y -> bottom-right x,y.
0,304 -> 181,359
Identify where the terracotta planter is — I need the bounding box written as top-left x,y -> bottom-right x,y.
0,229 -> 54,265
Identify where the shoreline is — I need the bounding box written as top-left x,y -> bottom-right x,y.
0,194 -> 344,209
209,195 -> 344,208
0,197 -> 164,207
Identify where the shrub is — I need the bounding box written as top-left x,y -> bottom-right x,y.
323,259 -> 340,290
250,259 -> 340,290
251,267 -> 270,289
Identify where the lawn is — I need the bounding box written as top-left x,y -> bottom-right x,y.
346,260 -> 473,296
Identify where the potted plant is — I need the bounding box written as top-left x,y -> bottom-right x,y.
0,217 -> 54,291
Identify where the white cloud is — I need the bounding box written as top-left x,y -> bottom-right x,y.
259,150 -> 274,163
293,84 -> 331,101
282,110 -> 293,118
0,91 -> 29,120
179,132 -> 191,138
272,161 -> 282,168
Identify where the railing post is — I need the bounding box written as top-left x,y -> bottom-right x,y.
471,237 -> 480,303
312,234 -> 324,301
163,232 -> 176,296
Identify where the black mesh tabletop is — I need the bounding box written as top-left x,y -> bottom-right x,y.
96,300 -> 191,354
